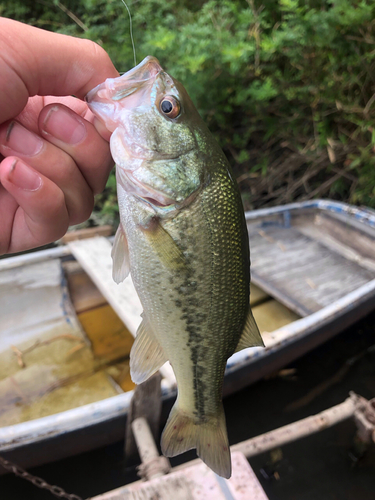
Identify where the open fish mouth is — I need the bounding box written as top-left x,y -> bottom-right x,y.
86,56 -> 162,102
86,56 -> 163,131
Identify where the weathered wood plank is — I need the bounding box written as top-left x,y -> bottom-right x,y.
68,237 -> 142,336
313,211 -> 375,258
60,225 -> 113,243
293,213 -> 375,271
93,452 -> 269,500
248,223 -> 375,316
63,261 -> 107,313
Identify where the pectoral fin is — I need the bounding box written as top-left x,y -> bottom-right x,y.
130,314 -> 168,384
140,217 -> 188,273
111,225 -> 130,284
235,308 -> 264,353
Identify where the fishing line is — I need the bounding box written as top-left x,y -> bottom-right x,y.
120,0 -> 137,67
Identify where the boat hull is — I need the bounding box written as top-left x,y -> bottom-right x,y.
1,200 -> 374,471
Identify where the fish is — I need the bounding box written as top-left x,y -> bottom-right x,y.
86,56 -> 263,479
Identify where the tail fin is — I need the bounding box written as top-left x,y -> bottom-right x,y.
160,402 -> 231,479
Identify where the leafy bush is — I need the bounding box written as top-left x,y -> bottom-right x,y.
2,0 -> 375,213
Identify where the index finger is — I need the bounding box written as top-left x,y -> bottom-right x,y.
0,17 -> 119,123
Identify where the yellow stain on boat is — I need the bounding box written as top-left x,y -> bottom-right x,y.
0,303 -> 135,427
253,300 -> 299,335
78,304 -> 135,392
78,304 -> 134,361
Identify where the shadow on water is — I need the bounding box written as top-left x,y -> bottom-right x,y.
1,311 -> 375,500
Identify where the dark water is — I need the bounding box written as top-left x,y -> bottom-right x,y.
1,311 -> 375,500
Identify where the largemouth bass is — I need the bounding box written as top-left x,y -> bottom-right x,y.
86,56 -> 263,478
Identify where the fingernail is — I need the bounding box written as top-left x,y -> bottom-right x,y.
5,121 -> 44,156
7,159 -> 42,191
42,106 -> 87,144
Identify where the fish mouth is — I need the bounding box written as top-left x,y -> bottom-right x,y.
86,56 -> 162,102
86,56 -> 163,130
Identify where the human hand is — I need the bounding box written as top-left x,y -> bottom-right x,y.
0,17 -> 119,255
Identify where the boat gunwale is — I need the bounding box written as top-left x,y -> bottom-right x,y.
244,199 -> 375,228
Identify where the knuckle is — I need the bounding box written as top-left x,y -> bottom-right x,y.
69,191 -> 94,226
47,191 -> 69,237
83,153 -> 113,196
83,39 -> 113,69
0,211 -> 13,256
93,158 -> 114,195
52,221 -> 70,242
0,239 -> 10,256
78,194 -> 95,223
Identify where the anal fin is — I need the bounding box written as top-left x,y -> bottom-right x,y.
130,314 -> 168,384
235,307 -> 264,353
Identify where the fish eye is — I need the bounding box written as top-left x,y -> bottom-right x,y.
160,96 -> 180,119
